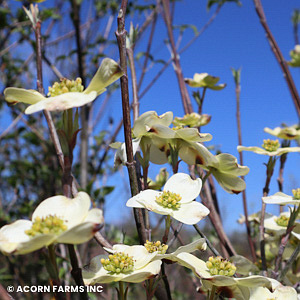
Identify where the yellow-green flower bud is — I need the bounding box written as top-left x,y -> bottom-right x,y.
292,188 -> 300,200
144,240 -> 168,254
262,139 -> 280,152
205,256 -> 236,277
101,252 -> 135,274
155,191 -> 182,210
275,215 -> 290,227
25,215 -> 67,237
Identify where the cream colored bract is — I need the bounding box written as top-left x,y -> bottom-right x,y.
0,192 -> 103,255
83,244 -> 162,284
126,173 -> 209,225
4,58 -> 123,114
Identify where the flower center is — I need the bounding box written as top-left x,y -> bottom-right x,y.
48,78 -> 84,97
101,252 -> 135,274
275,215 -> 289,227
155,191 -> 182,209
292,188 -> 300,199
206,256 -> 236,276
25,215 -> 67,237
262,139 -> 280,152
144,240 -> 168,254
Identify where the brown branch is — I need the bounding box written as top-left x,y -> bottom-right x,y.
127,48 -> 139,120
253,0 -> 300,116
139,3 -> 221,101
115,1 -> 147,244
161,0 -> 193,114
233,70 -> 256,262
260,157 -> 276,275
137,15 -> 157,91
70,0 -> 89,189
201,179 -> 237,257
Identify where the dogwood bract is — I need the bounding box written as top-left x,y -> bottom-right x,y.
4,58 -> 122,114
126,173 -> 209,225
264,125 -> 300,140
237,139 -> 300,156
0,192 -> 103,255
82,244 -> 162,284
174,252 -> 273,300
262,189 -> 300,206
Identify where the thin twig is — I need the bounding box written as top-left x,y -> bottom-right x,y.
260,157 -> 276,275
233,69 -> 256,262
161,0 -> 193,114
253,0 -> 300,116
193,224 -> 221,257
115,0 -> 147,244
278,243 -> 300,281
137,12 -> 157,91
139,4 -> 221,100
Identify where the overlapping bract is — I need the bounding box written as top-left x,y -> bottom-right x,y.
113,110 -> 248,194
0,192 -> 103,255
83,245 -> 162,284
126,173 -> 209,225
4,58 -> 123,114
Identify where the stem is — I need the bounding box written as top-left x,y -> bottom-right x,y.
253,0 -> 300,117
260,156 -> 276,274
233,70 -> 256,262
200,173 -> 237,257
193,224 -> 221,257
70,0 -> 88,189
67,245 -> 88,300
161,0 -> 193,114
118,281 -> 125,300
115,1 -> 147,244
202,170 -> 211,184
168,223 -> 184,247
209,285 -> 217,300
162,215 -> 171,244
34,17 -> 89,300
278,243 -> 300,281
161,264 -> 172,300
139,4 -> 221,101
48,245 -> 60,281
127,47 -> 139,121
137,14 -> 157,91
277,141 -> 289,213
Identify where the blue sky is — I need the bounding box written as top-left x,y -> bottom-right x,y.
1,0 -> 300,234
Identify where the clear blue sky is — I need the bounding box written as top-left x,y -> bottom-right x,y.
1,0 -> 300,234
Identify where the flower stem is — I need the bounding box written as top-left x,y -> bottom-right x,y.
209,285 -> 217,300
162,215 -> 171,244
118,281 -> 125,300
260,156 -> 276,274
48,245 -> 59,281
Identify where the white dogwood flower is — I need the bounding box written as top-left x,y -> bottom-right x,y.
4,58 -> 122,114
126,173 -> 209,225
83,244 -> 162,284
0,192 -> 103,255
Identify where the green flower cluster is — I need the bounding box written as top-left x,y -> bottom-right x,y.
25,215 -> 67,237
144,240 -> 168,254
155,191 -> 182,209
206,256 -> 236,276
48,78 -> 84,97
101,252 -> 135,274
